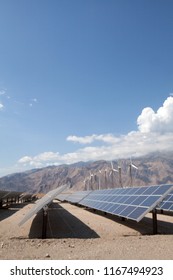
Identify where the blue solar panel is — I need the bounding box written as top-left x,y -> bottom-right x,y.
127,207 -> 147,220
19,184 -> 69,226
56,193 -> 73,202
157,190 -> 173,212
64,190 -> 91,204
76,184 -> 173,222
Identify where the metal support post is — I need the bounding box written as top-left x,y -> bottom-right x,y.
42,205 -> 48,239
152,209 -> 158,235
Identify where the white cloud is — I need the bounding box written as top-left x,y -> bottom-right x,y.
29,98 -> 37,107
15,95 -> 173,172
34,152 -> 60,162
67,135 -> 95,144
0,89 -> 10,99
18,152 -> 60,168
17,132 -> 173,168
0,89 -> 6,95
32,98 -> 37,102
18,156 -> 33,164
137,96 -> 173,133
0,89 -> 6,110
0,103 -> 4,110
67,134 -> 119,144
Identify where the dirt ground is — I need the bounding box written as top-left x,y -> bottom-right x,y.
0,200 -> 173,260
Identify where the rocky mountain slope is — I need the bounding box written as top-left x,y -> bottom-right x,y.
0,152 -> 173,193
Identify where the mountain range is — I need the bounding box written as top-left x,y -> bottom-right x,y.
0,151 -> 173,194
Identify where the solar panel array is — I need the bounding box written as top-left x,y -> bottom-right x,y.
56,193 -> 73,202
157,190 -> 173,212
20,193 -> 34,201
0,190 -> 23,206
63,190 -> 91,204
19,184 -> 69,226
58,184 -> 173,222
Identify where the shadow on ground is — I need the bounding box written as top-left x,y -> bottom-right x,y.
29,203 -> 100,239
86,208 -> 173,235
0,203 -> 26,222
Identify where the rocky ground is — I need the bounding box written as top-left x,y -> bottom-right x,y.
0,201 -> 173,259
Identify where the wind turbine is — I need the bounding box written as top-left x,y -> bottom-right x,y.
89,171 -> 94,190
83,179 -> 87,190
98,169 -> 102,190
104,168 -> 108,189
129,159 -> 138,187
109,161 -> 118,188
118,161 -> 123,188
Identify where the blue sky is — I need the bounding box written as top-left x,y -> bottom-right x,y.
1,0 -> 173,176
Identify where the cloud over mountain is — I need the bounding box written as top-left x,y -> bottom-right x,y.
16,96 -> 173,171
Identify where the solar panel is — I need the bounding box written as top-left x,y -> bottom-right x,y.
65,190 -> 92,204
77,184 -> 173,222
20,193 -> 33,201
18,184 -> 69,226
56,192 -> 73,202
4,191 -> 23,200
157,190 -> 173,212
0,190 -> 23,204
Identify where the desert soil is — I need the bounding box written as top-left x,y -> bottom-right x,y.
0,201 -> 173,260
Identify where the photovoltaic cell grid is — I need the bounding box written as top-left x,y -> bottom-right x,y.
19,184 -> 69,226
157,190 -> 173,212
59,190 -> 92,204
76,184 -> 173,222
56,193 -> 74,202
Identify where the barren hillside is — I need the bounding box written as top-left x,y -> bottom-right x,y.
0,152 -> 173,193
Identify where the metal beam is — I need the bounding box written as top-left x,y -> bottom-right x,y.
152,209 -> 158,234
42,206 -> 48,239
